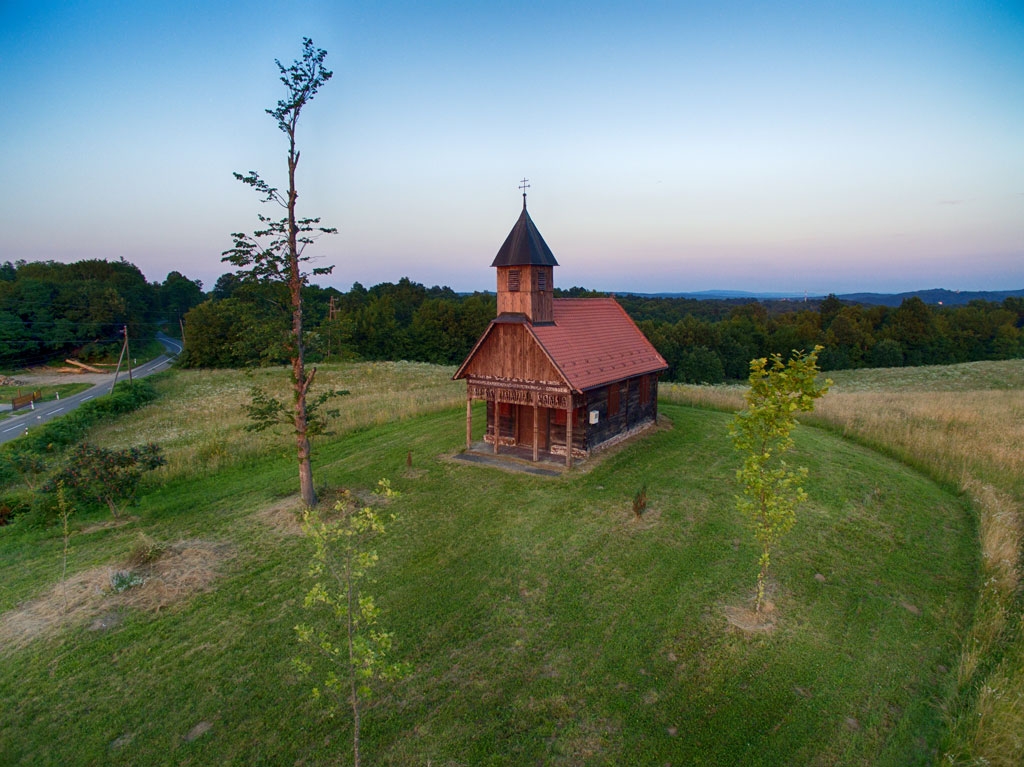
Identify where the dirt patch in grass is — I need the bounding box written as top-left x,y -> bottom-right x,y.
254,496 -> 307,537
0,539 -> 234,653
722,604 -> 776,634
721,585 -> 780,635
254,488 -> 395,537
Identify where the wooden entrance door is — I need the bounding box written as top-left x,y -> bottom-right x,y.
516,405 -> 548,451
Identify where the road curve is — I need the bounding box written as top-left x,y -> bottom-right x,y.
0,333 -> 181,446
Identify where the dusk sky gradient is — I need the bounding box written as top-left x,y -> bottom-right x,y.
2,1 -> 1022,295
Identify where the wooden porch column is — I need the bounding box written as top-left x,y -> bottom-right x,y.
565,404 -> 573,468
466,396 -> 472,449
493,401 -> 499,455
532,402 -> 539,462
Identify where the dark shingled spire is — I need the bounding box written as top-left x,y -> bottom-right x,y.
490,200 -> 559,267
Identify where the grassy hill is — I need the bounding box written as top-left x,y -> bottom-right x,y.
2,360 -> 1020,765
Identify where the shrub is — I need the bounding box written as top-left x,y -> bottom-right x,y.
632,484 -> 648,518
46,442 -> 166,518
0,492 -> 31,526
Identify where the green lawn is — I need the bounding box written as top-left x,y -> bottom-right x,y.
0,402 -> 975,766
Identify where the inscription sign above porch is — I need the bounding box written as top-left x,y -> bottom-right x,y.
467,383 -> 571,410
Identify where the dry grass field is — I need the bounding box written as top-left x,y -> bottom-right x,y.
664,358 -> 1024,765
87,360 -> 466,479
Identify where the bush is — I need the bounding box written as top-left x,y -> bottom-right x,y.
818,346 -> 853,371
0,492 -> 31,526
125,534 -> 166,568
632,484 -> 648,518
46,442 -> 166,518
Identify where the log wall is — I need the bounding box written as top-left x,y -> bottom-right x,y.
581,374 -> 659,450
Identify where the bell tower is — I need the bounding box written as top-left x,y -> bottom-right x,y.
491,180 -> 557,325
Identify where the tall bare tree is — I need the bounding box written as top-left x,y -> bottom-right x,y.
223,38 -> 336,506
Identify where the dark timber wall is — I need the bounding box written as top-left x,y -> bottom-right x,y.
582,374 -> 659,451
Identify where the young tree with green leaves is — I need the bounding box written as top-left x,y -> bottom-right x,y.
293,483 -> 407,767
222,38 -> 336,507
729,346 -> 830,612
56,481 -> 74,613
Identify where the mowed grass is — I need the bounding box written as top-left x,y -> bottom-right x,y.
0,360 -> 978,766
665,358 -> 1024,766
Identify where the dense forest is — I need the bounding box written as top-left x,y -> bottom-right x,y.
182,271 -> 1024,383
3,258 -> 1022,382
0,260 -> 203,367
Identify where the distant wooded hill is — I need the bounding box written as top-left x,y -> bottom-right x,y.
832,288 -> 1024,307
621,288 -> 1024,307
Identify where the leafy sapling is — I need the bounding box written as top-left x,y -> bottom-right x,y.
729,346 -> 830,612
293,487 -> 408,767
56,481 -> 74,613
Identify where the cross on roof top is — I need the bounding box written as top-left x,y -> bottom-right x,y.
519,177 -> 530,208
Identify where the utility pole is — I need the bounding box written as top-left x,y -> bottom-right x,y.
327,296 -> 335,359
125,325 -> 133,383
111,327 -> 127,393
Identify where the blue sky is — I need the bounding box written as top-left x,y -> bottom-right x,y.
2,0 -> 1022,295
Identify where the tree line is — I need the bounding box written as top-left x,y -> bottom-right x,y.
634,293 -> 1024,382
0,259 -> 204,367
182,277 -> 1024,382
3,256 -> 1021,382
180,276 -> 498,369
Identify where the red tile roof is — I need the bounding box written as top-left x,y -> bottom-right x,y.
530,298 -> 668,392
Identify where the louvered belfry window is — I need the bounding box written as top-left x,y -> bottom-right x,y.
508,269 -> 521,291
537,271 -> 547,291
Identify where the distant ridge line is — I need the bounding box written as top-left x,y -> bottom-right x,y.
615,288 -> 1024,307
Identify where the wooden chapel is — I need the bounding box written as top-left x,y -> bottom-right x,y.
454,191 -> 668,467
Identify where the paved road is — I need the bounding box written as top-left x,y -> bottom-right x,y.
0,333 -> 182,446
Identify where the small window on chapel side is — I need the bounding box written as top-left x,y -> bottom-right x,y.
537,271 -> 547,292
508,270 -> 521,291
608,383 -> 620,416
